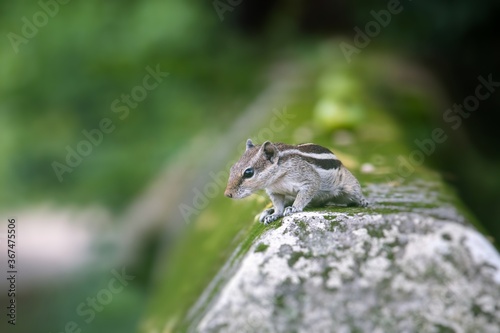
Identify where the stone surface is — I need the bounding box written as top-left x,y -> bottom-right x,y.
139,54 -> 500,333
188,183 -> 500,333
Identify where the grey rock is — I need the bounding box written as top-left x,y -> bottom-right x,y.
189,183 -> 500,333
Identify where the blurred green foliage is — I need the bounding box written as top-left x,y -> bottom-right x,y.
0,0 -> 269,210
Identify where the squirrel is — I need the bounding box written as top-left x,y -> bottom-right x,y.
224,139 -> 369,224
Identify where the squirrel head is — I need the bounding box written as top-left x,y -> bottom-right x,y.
224,139 -> 279,199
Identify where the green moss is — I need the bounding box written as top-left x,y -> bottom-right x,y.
322,214 -> 337,221
288,252 -> 303,267
470,302 -> 495,322
288,251 -> 312,268
275,294 -> 286,309
321,267 -> 334,290
270,219 -> 284,229
441,233 -> 452,241
297,220 -> 308,231
327,220 -> 340,232
367,227 -> 385,238
385,250 -> 395,261
434,324 -> 456,333
234,222 -> 268,261
255,243 -> 270,253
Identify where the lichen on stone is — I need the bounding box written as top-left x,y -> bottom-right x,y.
193,210 -> 500,332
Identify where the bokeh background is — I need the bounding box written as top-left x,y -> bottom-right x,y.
1,1 -> 499,332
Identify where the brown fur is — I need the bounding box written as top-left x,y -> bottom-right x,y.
225,139 -> 368,224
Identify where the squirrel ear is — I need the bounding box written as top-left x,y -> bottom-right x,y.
261,141 -> 278,163
246,139 -> 255,151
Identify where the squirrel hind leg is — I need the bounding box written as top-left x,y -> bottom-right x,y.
333,191 -> 369,208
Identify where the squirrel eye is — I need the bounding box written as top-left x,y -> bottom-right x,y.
243,168 -> 254,179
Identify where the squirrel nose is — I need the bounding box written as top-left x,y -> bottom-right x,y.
224,190 -> 232,198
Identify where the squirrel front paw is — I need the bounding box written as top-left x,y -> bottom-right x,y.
259,208 -> 283,224
283,206 -> 301,216
262,214 -> 282,224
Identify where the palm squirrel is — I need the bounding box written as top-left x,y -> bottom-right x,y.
224,139 -> 369,224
